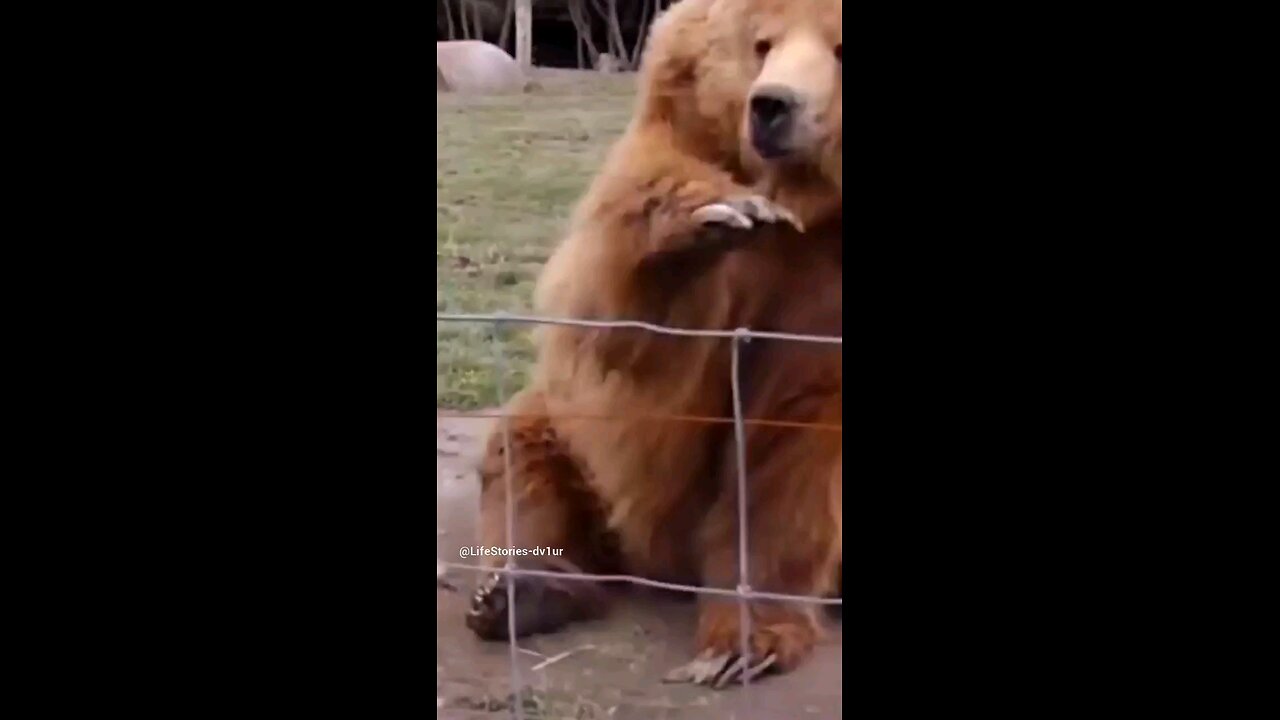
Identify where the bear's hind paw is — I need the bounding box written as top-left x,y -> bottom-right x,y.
464,565 -> 601,641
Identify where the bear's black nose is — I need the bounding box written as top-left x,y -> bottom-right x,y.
750,93 -> 794,129
748,85 -> 800,158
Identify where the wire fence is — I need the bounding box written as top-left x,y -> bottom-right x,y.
437,310 -> 842,719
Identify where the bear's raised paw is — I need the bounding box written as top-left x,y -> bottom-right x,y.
691,195 -> 804,233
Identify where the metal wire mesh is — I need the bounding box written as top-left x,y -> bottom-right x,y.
437,311 -> 842,718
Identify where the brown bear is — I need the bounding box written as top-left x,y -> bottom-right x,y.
462,0 -> 842,687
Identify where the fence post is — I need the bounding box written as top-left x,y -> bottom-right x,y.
731,327 -> 754,706
515,0 -> 532,69
492,313 -> 525,720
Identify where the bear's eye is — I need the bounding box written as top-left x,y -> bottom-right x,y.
834,43 -> 842,62
754,39 -> 771,57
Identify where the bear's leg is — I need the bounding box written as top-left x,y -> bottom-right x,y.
668,395 -> 842,688
463,390 -> 619,641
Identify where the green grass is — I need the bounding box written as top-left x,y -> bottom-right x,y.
436,70 -> 636,409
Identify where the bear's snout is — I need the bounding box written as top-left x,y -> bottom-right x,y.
749,85 -> 801,159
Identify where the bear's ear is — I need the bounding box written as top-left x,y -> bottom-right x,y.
633,1 -> 707,124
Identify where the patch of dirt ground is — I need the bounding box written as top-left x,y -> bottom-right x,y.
437,415 -> 843,719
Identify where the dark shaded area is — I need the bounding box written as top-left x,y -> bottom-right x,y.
532,15 -> 585,68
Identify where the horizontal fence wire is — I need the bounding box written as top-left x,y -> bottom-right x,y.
438,560 -> 843,606
437,311 -> 842,718
436,311 -> 842,345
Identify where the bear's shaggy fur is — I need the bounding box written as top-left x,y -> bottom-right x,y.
464,0 -> 842,684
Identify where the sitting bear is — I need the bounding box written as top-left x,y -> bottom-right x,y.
464,0 -> 842,687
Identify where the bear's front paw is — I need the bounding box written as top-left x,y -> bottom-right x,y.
691,195 -> 804,233
663,601 -> 818,689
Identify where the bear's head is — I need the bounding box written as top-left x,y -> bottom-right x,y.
732,0 -> 842,189
639,0 -> 842,190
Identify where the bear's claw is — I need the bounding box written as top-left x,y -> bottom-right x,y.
465,571 -> 509,639
663,648 -> 779,689
691,195 -> 804,233
465,567 -> 597,641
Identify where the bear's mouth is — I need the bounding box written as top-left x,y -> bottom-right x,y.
749,106 -> 798,160
751,130 -> 795,161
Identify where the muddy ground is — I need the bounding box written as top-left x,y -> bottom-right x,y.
437,415 -> 843,719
